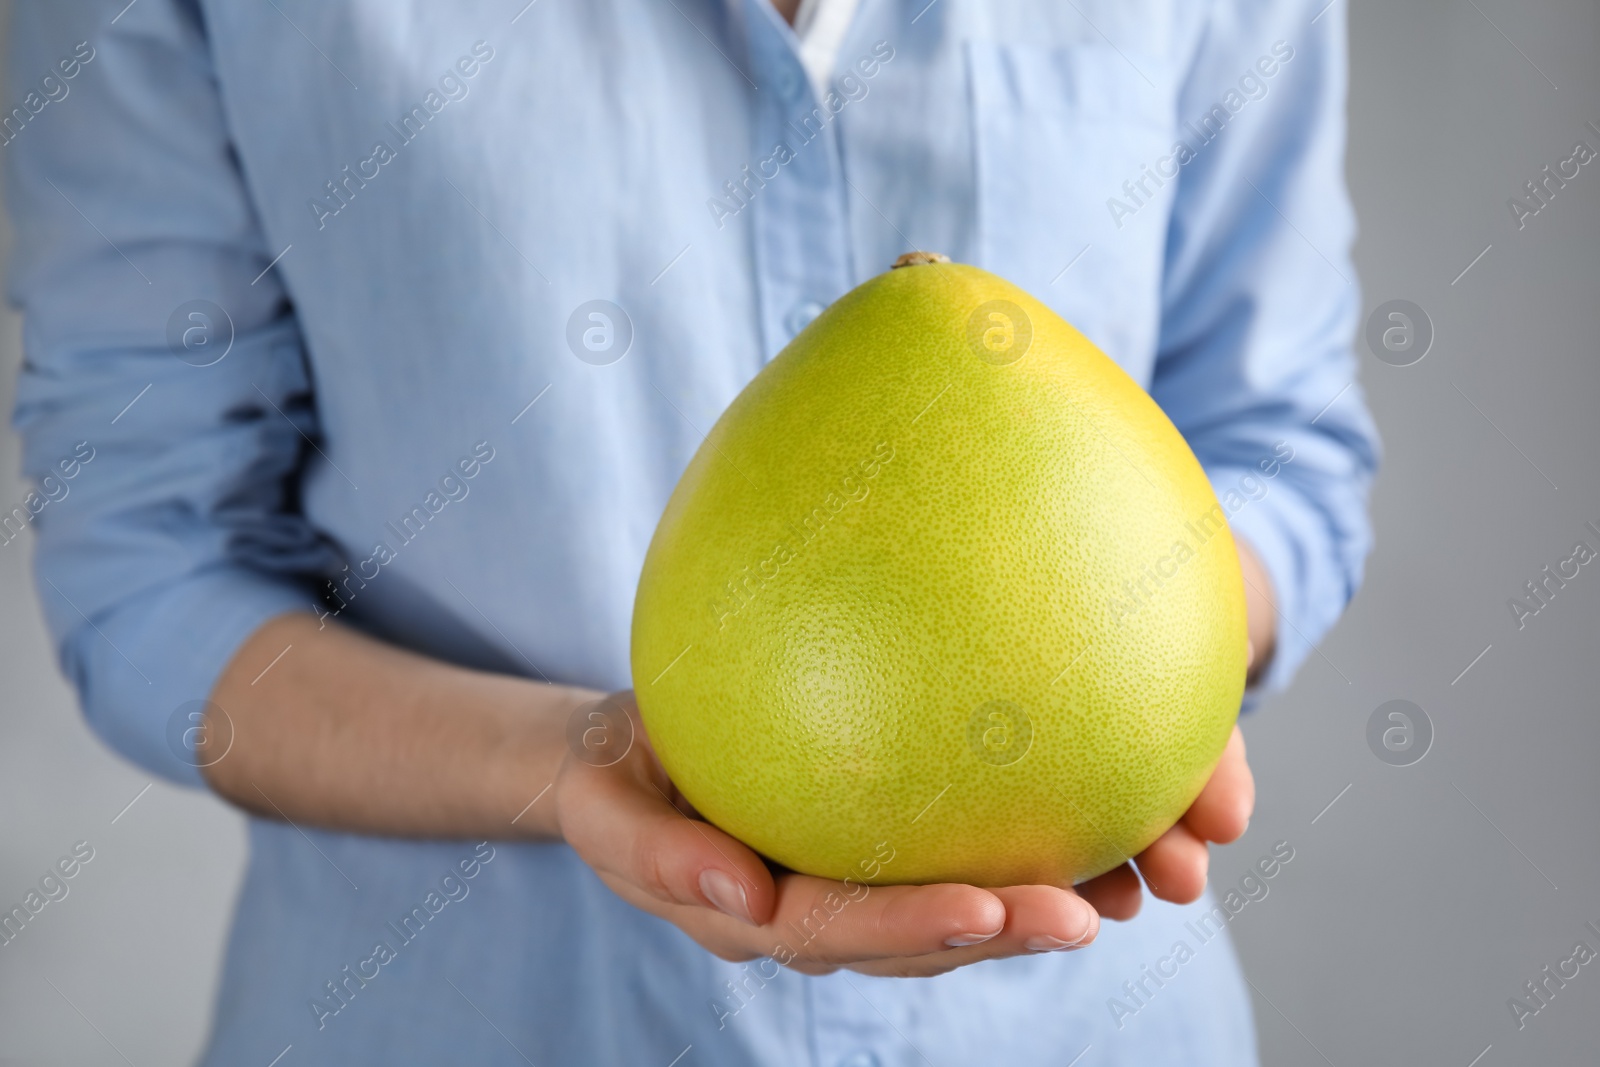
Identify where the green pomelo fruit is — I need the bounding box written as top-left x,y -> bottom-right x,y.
631,257 -> 1246,887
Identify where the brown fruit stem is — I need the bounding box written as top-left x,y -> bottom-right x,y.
891,251 -> 952,268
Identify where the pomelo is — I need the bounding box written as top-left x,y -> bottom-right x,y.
631,255 -> 1247,887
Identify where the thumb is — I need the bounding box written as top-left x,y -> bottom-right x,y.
557,754 -> 775,926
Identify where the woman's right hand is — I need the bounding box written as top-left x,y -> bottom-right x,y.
554,691 -> 1100,978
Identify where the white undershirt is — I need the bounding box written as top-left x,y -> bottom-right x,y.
790,0 -> 862,97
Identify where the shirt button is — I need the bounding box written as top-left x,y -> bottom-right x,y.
837,1054 -> 880,1067
773,65 -> 803,100
785,300 -> 826,337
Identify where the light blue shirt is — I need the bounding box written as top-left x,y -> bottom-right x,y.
7,0 -> 1377,1063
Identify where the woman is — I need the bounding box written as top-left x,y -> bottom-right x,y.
7,0 -> 1377,1062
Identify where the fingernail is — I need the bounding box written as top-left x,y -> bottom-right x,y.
944,931 -> 999,947
699,869 -> 754,925
1025,932 -> 1091,952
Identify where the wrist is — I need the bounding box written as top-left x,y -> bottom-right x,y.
477,678 -> 605,842
1234,538 -> 1278,686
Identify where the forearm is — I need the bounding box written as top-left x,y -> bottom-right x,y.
200,613 -> 594,840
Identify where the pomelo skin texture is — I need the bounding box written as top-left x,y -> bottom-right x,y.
631,259 -> 1247,888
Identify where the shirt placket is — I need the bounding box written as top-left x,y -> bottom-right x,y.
740,0 -> 856,364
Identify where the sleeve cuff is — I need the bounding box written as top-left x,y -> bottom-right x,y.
53,566 -> 316,788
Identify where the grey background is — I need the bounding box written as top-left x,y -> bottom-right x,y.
2,0 -> 1597,1064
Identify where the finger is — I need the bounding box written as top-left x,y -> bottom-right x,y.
1075,862 -> 1143,921
558,758 -> 775,926
612,875 -> 1008,969
1182,725 -> 1254,844
845,886 -> 1099,978
894,883 -> 1095,963
784,960 -> 841,976
1133,822 -> 1210,904
592,873 -> 773,963
919,884 -> 1096,961
991,883 -> 1097,953
758,876 -> 1007,966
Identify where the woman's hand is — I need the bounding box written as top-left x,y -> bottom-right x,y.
555,693 -> 1101,978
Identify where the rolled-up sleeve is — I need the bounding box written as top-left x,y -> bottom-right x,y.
1151,1 -> 1381,696
6,0 -> 329,784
